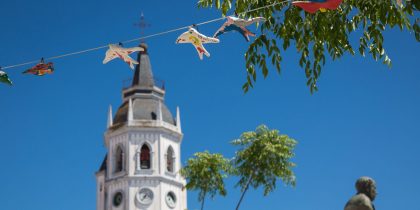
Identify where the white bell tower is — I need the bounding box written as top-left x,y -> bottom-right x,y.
95,44 -> 187,210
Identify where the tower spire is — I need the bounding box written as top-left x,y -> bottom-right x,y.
131,43 -> 155,88
113,44 -> 176,127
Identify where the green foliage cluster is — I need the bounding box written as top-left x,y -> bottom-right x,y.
180,151 -> 232,210
181,125 -> 297,210
232,125 -> 297,195
198,0 -> 420,93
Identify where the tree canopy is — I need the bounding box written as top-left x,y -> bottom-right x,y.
232,125 -> 297,209
198,0 -> 420,93
181,125 -> 297,210
180,151 -> 232,210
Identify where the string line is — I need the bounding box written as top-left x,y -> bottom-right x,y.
1,0 -> 291,71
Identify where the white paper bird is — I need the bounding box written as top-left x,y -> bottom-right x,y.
103,44 -> 144,69
175,28 -> 220,60
214,16 -> 266,42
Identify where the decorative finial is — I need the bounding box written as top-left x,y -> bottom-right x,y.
157,100 -> 163,121
107,105 -> 113,128
176,106 -> 181,132
128,98 -> 134,125
133,12 -> 151,43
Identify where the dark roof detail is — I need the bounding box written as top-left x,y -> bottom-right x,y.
132,43 -> 154,88
98,154 -> 107,172
113,99 -> 175,125
112,43 -> 176,127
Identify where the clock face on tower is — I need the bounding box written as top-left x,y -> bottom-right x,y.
165,191 -> 177,208
136,188 -> 154,205
113,192 -> 123,207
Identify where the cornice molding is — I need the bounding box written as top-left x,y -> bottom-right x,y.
105,175 -> 185,188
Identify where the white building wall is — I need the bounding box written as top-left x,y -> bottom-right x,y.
96,172 -> 105,210
106,180 -> 128,210
160,135 -> 180,177
160,182 -> 186,210
101,127 -> 186,210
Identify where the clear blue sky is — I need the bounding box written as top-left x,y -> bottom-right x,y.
0,1 -> 419,210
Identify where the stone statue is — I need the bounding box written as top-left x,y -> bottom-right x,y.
344,177 -> 377,210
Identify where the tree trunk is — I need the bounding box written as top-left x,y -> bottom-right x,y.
235,174 -> 253,210
201,190 -> 207,210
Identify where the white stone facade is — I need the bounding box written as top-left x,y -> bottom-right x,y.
96,124 -> 187,210
96,44 -> 187,210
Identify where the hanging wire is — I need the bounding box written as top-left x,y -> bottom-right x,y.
1,0 -> 291,70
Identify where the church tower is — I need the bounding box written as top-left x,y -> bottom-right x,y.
96,44 -> 187,210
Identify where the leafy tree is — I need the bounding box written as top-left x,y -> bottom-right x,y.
232,125 -> 297,210
198,0 -> 420,93
180,151 -> 232,210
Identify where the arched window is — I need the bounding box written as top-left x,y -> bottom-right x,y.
166,146 -> 174,173
115,146 -> 124,172
140,144 -> 151,169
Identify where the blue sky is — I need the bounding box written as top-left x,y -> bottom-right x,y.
0,0 -> 419,210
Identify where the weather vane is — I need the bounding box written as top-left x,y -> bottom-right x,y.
133,12 -> 151,43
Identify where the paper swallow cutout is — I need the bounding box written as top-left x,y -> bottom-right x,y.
214,16 -> 266,42
23,59 -> 54,76
103,44 -> 144,69
176,28 -> 220,60
292,0 -> 343,13
0,71 -> 12,85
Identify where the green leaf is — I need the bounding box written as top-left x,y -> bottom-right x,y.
197,0 -> 419,93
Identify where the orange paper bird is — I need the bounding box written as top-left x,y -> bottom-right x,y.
23,59 -> 54,76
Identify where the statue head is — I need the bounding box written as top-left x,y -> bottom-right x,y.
355,176 -> 377,201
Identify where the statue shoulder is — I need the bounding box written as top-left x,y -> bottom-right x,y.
344,194 -> 374,210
